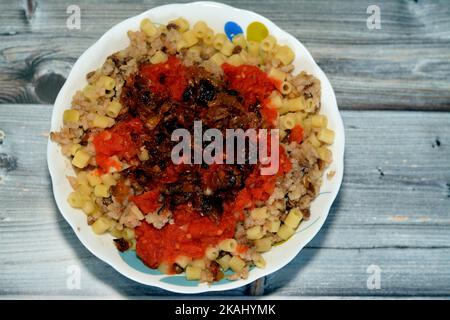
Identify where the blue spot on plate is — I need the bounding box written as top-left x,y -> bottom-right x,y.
160,275 -> 199,286
119,250 -> 161,275
224,21 -> 243,41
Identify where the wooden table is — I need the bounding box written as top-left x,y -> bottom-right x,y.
1,0 -> 449,298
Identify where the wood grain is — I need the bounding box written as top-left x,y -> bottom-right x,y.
0,104 -> 449,297
0,0 -> 449,109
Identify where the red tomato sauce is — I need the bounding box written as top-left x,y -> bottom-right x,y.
93,118 -> 144,173
260,103 -> 278,125
289,124 -> 304,144
136,204 -> 239,270
224,145 -> 292,216
221,63 -> 280,127
130,188 -> 161,213
222,63 -> 280,109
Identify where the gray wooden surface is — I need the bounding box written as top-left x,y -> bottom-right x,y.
1,0 -> 450,298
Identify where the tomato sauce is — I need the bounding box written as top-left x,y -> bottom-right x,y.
289,124 -> 304,144
224,145 -> 292,216
130,188 -> 161,213
222,63 -> 280,110
260,103 -> 278,125
221,63 -> 280,127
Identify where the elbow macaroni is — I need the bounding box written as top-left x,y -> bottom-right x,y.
106,101 -> 122,118
229,256 -> 246,272
219,238 -> 238,252
246,225 -> 264,240
277,224 -> 295,240
213,33 -> 227,51
140,18 -> 158,37
279,81 -> 293,95
284,208 -> 303,229
232,34 -> 247,49
247,40 -> 260,56
260,35 -> 277,52
220,39 -> 234,56
275,45 -> 295,65
186,266 -> 202,280
171,17 -> 190,32
182,30 -> 199,47
193,21 -> 208,38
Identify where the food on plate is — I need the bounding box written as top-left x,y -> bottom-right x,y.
51,17 -> 334,282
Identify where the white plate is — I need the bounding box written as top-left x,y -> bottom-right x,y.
47,1 -> 345,294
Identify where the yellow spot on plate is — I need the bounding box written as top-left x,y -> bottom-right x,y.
246,21 -> 269,42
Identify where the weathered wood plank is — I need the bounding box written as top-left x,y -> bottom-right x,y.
0,0 -> 449,109
0,104 -> 449,297
265,248 -> 450,297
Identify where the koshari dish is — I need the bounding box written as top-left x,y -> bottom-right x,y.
51,17 -> 335,282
